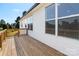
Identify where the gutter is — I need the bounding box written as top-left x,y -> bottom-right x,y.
19,3 -> 40,22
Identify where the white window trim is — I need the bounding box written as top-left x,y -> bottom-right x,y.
55,3 -> 58,36
56,3 -> 79,36
58,13 -> 79,19
45,3 -> 79,37
46,18 -> 55,21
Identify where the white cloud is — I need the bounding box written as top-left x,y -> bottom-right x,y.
12,9 -> 21,12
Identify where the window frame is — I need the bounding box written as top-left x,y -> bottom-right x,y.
28,23 -> 33,30
58,3 -> 79,39
45,3 -> 79,39
58,3 -> 79,17
45,3 -> 55,35
27,17 -> 33,31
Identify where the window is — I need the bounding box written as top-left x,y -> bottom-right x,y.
28,24 -> 33,30
58,3 -> 79,39
45,4 -> 55,34
21,23 -> 23,28
58,3 -> 79,17
28,17 -> 33,30
45,4 -> 55,19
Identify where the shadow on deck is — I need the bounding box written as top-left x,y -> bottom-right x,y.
14,35 -> 65,56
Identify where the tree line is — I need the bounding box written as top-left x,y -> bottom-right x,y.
0,11 -> 27,30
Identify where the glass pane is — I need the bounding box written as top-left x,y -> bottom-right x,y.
46,20 -> 55,34
28,23 -> 33,30
45,4 -> 55,19
45,4 -> 55,34
58,3 -> 79,17
58,16 -> 79,39
28,18 -> 32,24
28,17 -> 33,30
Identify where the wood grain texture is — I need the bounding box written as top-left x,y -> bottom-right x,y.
14,35 -> 65,56
0,37 -> 17,56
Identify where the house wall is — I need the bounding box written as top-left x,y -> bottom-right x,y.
20,19 -> 26,28
20,4 -> 79,56
20,19 -> 27,35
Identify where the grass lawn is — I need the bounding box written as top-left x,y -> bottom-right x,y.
6,29 -> 19,37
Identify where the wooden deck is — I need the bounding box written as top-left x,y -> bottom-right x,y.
0,37 -> 17,56
14,35 -> 65,56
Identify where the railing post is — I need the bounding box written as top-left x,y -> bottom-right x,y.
26,28 -> 28,35
0,33 -> 2,49
18,29 -> 20,37
4,32 -> 5,40
0,29 -> 7,49
4,30 -> 7,40
6,30 -> 7,37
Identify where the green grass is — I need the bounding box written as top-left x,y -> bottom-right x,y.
6,29 -> 19,37
0,29 -> 3,31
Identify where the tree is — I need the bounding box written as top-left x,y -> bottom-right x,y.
15,16 -> 20,29
15,16 -> 20,23
0,19 -> 5,24
11,23 -> 16,29
22,11 -> 27,16
0,19 -> 7,29
7,23 -> 12,29
0,19 -> 6,26
2,24 -> 7,29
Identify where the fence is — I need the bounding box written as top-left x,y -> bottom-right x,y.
0,29 -> 19,49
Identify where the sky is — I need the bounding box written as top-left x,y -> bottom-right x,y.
0,3 -> 34,24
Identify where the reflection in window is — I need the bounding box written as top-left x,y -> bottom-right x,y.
58,16 -> 79,39
58,3 -> 79,17
28,23 -> 33,30
45,4 -> 55,34
28,17 -> 33,30
46,20 -> 55,34
45,4 -> 55,19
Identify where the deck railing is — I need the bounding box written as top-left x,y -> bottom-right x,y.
0,29 -> 20,49
0,29 -> 7,49
14,30 -> 20,37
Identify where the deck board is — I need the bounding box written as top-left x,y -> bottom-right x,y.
14,35 -> 65,56
0,37 -> 17,56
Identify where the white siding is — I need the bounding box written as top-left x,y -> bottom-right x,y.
20,19 -> 27,35
20,19 -> 28,29
20,4 -> 79,56
28,5 -> 79,56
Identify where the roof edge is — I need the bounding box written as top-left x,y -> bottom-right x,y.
19,3 -> 40,22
